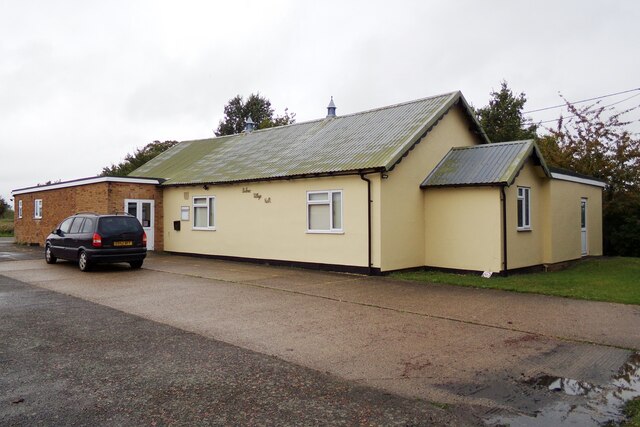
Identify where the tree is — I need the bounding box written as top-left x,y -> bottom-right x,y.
0,196 -> 10,218
538,98 -> 640,194
101,140 -> 178,177
476,81 -> 538,143
215,93 -> 295,136
537,98 -> 640,256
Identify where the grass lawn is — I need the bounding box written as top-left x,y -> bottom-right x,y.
392,257 -> 640,305
622,397 -> 640,427
0,217 -> 13,237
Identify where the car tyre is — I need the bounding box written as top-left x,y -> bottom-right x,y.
78,250 -> 91,272
129,260 -> 143,269
45,245 -> 57,264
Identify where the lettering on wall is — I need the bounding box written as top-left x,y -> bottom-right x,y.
241,187 -> 272,204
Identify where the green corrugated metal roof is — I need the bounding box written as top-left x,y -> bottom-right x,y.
420,140 -> 551,188
130,91 -> 488,185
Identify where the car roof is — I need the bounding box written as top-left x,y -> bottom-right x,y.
73,212 -> 135,218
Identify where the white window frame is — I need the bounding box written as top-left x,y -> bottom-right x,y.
306,190 -> 343,234
18,200 -> 22,219
34,199 -> 43,219
517,187 -> 531,230
192,196 -> 215,230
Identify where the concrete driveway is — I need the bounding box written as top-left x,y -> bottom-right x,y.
1,246 -> 639,424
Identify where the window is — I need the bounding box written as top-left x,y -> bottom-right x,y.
307,190 -> 342,233
59,217 -> 74,233
69,218 -> 84,234
34,199 -> 43,219
98,217 -> 142,234
517,187 -> 531,230
193,196 -> 215,229
80,218 -> 95,233
18,200 -> 22,219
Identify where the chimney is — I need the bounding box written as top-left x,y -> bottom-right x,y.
244,116 -> 255,132
326,97 -> 336,118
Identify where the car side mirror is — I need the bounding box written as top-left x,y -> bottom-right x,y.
54,229 -> 62,236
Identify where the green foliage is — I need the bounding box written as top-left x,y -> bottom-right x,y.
603,190 -> 640,257
0,196 -> 10,218
392,257 -> 640,305
540,98 -> 640,194
622,398 -> 640,427
537,98 -> 640,256
101,140 -> 178,177
475,81 -> 538,143
215,93 -> 295,136
0,218 -> 13,236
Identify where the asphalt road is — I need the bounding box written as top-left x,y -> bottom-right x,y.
0,274 -> 472,426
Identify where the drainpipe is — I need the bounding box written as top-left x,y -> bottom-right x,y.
501,186 -> 508,276
360,173 -> 372,275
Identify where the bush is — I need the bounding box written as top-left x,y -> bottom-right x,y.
604,191 -> 640,257
0,219 -> 14,236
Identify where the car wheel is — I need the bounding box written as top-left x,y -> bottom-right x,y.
45,245 -> 57,264
129,260 -> 143,269
78,251 -> 91,272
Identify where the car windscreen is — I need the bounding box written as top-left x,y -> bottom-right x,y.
97,217 -> 142,236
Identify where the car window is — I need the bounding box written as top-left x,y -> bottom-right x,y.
59,218 -> 74,233
98,217 -> 142,235
80,218 -> 95,233
69,218 -> 84,234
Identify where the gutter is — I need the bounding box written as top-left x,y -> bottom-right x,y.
359,173 -> 373,275
160,168 -> 385,188
501,186 -> 508,276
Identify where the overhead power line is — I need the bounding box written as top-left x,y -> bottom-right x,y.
523,87 -> 640,114
535,92 -> 640,125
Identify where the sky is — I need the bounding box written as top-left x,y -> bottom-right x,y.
2,0 -> 639,203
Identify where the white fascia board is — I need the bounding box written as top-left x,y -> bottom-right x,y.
11,176 -> 161,196
551,173 -> 607,188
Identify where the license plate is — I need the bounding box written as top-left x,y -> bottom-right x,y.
113,241 -> 133,247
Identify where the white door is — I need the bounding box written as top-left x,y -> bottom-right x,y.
125,199 -> 155,251
580,198 -> 587,256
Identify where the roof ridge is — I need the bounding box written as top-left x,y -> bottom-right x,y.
328,90 -> 460,119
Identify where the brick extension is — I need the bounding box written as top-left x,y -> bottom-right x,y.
13,180 -> 163,250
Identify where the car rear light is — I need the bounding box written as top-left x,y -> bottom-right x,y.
142,231 -> 147,247
92,233 -> 102,248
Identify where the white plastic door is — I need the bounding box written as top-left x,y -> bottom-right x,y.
125,199 -> 155,251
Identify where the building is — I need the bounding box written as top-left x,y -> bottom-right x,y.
12,177 -> 163,251
13,91 -> 605,274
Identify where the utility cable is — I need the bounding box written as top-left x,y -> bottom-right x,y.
532,93 -> 640,125
524,87 -> 640,114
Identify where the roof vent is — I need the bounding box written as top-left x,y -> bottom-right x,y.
326,97 -> 336,118
244,116 -> 255,133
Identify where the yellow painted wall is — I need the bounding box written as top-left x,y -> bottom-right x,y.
544,179 -> 603,263
162,175 -> 371,268
506,161 -> 603,269
378,106 -> 484,271
505,160 -> 547,270
424,187 -> 502,272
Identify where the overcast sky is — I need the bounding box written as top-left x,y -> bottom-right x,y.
2,0 -> 639,203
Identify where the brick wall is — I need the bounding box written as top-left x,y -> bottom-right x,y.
14,182 -> 163,250
107,183 -> 164,251
14,184 -> 101,246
